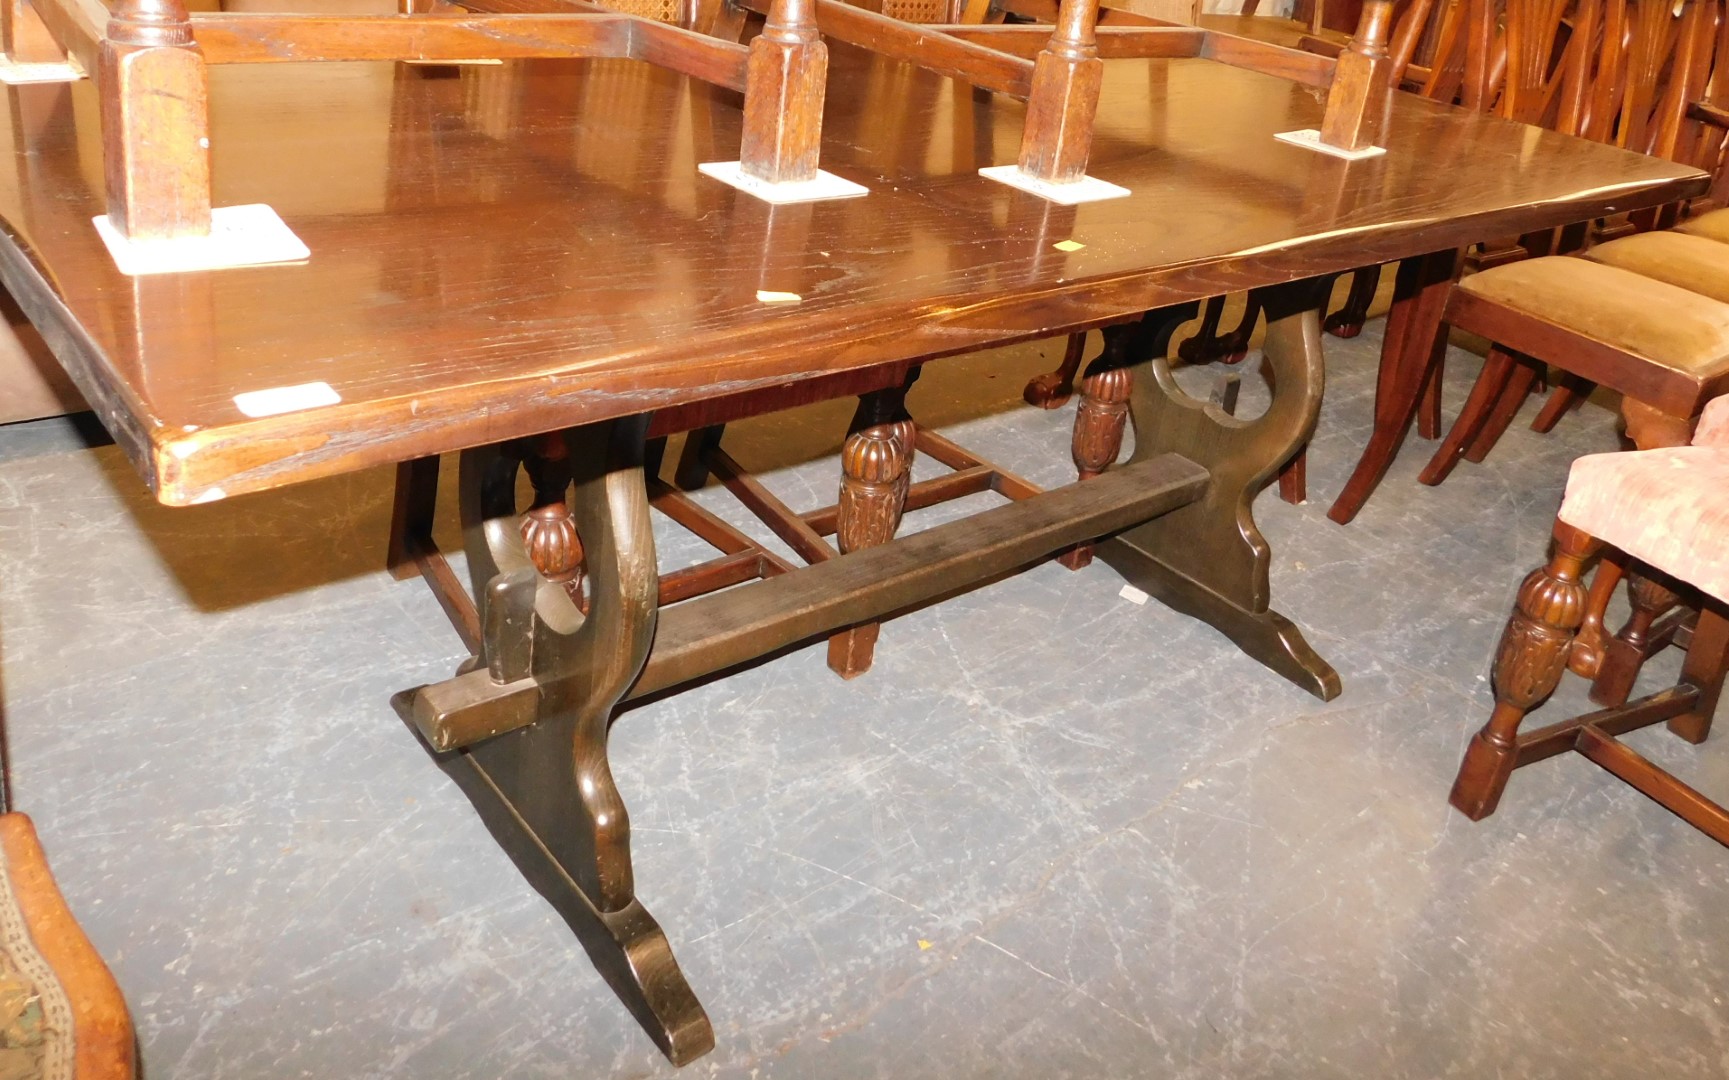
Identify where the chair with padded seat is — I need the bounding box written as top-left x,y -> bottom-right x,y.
1418,0 -> 1729,479
1450,394 -> 1729,844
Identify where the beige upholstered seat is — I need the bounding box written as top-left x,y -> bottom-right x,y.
1586,230 -> 1729,305
1558,396 -> 1729,602
1456,256 -> 1729,376
1676,206 -> 1729,245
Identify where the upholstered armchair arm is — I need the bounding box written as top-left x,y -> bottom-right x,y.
1695,394 -> 1729,447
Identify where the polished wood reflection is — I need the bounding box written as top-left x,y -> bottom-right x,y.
0,44 -> 1703,504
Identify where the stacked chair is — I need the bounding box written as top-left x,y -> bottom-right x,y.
1420,0 -> 1729,481
1327,0 -> 1729,523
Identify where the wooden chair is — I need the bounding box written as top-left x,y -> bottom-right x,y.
1418,0 -> 1729,484
1450,394 -> 1729,845
1326,0 -> 1725,523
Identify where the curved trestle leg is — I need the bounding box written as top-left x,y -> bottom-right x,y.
425,418 -> 714,1066
1095,279 -> 1340,700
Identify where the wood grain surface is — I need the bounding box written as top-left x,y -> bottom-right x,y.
0,38 -> 1705,504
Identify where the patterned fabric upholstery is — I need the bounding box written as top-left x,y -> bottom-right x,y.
1696,393 -> 1729,447
1559,395 -> 1729,603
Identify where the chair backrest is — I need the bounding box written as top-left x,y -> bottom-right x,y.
591,0 -> 688,23
1575,0 -> 1720,152
1410,0 -> 1504,108
1497,0 -> 1580,124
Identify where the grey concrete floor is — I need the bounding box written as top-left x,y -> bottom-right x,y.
1,317 -> 1725,1079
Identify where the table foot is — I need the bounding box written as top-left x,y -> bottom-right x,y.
440,743 -> 715,1066
412,415 -> 715,1065
1103,281 -> 1341,701
1096,537 -> 1339,699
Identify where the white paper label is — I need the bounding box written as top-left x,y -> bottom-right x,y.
233,381 -> 341,418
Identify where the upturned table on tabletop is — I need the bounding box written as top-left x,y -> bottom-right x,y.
0,0 -> 1707,1063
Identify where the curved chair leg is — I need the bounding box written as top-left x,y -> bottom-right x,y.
1461,359 -> 1540,463
1330,248 -> 1460,525
1451,521 -> 1599,820
1531,374 -> 1590,433
1417,351 -> 1444,439
1622,399 -> 1695,451
1214,291 -> 1260,364
1419,345 -> 1518,486
1177,293 -> 1258,365
1323,264 -> 1380,339
1176,295 -> 1230,364
1022,331 -> 1088,409
1568,548 -> 1626,680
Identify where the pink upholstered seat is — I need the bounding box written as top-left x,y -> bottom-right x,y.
1558,396 -> 1729,602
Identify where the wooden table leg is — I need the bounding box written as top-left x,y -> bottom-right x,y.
1097,280 -> 1341,701
424,417 -> 714,1066
1328,248 -> 1459,525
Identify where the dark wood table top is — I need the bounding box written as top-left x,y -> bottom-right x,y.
0,39 -> 1705,505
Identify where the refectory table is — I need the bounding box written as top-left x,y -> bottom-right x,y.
0,6 -> 1706,1063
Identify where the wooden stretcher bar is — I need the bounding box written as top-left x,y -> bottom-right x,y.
404,450 -> 1210,752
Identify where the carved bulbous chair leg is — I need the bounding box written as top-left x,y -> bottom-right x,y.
827,380 -> 917,678
1058,332 -> 1133,571
1450,522 -> 1599,820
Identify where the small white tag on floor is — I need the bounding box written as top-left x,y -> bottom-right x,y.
1119,585 -> 1149,605
233,381 -> 341,418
